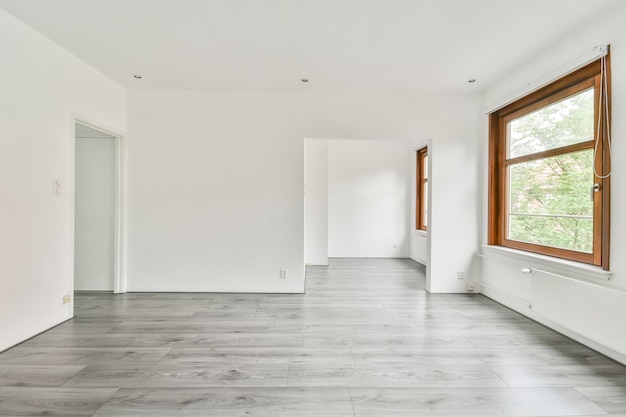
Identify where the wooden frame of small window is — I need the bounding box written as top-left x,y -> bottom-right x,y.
416,147 -> 428,231
488,57 -> 611,269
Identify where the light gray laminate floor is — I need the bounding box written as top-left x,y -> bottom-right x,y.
0,258 -> 625,416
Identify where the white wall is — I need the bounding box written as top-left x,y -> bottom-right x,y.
480,3 -> 626,362
427,109 -> 483,293
0,9 -> 126,351
74,137 -> 116,291
328,139 -> 411,258
304,139 -> 328,266
127,90 -> 481,293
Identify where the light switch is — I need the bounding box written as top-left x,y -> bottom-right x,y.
53,178 -> 62,196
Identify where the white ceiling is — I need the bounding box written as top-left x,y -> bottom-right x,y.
0,0 -> 621,93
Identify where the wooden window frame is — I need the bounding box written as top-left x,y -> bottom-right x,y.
488,57 -> 611,269
416,147 -> 428,231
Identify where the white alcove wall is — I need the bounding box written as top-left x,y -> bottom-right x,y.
328,139 -> 412,258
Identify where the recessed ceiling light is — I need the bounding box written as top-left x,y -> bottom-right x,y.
133,74 -> 142,79
301,78 -> 309,83
468,79 -> 476,83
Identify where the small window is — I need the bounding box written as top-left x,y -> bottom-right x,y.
488,56 -> 611,269
416,147 -> 428,231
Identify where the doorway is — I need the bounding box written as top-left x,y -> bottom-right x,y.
304,138 -> 414,264
73,121 -> 125,293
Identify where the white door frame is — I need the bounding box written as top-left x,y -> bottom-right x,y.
71,114 -> 127,294
411,139 -> 432,291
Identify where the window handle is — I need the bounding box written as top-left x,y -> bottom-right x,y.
591,183 -> 601,201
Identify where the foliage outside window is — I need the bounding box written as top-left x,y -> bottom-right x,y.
416,147 -> 428,231
488,57 -> 610,269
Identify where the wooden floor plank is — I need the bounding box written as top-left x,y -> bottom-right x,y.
0,387 -> 117,416
93,387 -> 354,416
349,387 -> 607,416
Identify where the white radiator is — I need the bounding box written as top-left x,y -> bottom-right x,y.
531,268 -> 626,355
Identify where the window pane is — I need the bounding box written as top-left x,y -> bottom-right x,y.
508,89 -> 594,159
507,149 -> 594,253
423,155 -> 428,180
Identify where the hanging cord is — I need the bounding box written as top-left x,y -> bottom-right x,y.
594,54 -> 612,179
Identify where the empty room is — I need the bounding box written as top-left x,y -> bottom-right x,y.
1,1 -> 625,416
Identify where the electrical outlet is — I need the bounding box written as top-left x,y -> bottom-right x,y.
467,282 -> 477,293
62,294 -> 72,304
457,270 -> 465,279
392,243 -> 397,248
280,269 -> 288,278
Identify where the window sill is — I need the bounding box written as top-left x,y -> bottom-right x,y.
481,245 -> 612,282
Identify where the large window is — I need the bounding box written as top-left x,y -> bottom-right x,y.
416,147 -> 428,231
488,57 -> 611,269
